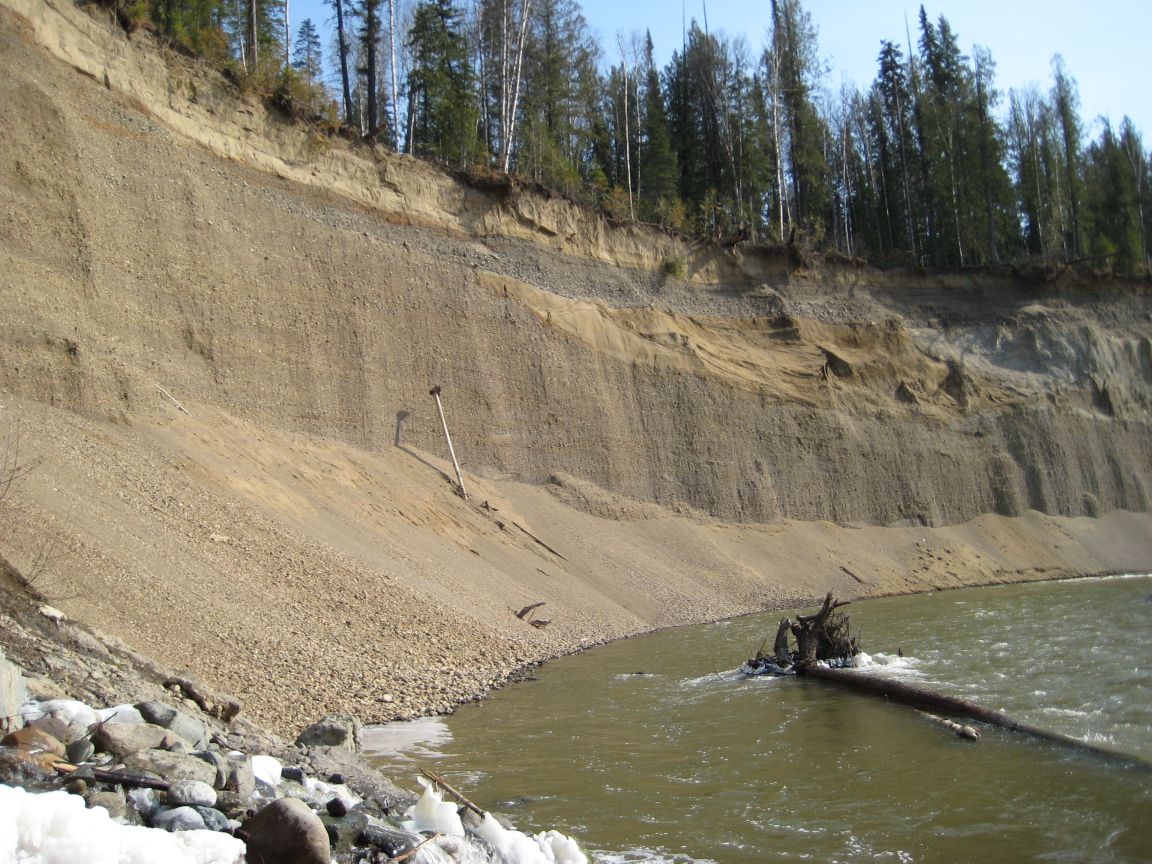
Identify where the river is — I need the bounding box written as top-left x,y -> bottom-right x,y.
364,575 -> 1152,863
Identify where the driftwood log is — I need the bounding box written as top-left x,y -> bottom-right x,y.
750,593 -> 1152,769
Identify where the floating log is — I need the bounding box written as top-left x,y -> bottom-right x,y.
797,662 -> 1152,769
923,712 -> 980,741
750,593 -> 1152,770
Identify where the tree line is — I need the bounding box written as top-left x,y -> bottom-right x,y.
106,0 -> 1151,275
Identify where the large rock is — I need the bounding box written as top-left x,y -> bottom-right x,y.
0,648 -> 26,733
136,699 -> 209,750
152,805 -> 207,832
243,797 -> 331,864
2,725 -> 66,758
225,753 -> 256,798
167,779 -> 217,808
122,749 -> 218,786
296,715 -> 361,751
93,722 -> 190,758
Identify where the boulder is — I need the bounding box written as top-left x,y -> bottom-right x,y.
319,809 -> 374,855
0,650 -> 27,733
167,779 -> 217,808
2,725 -> 66,758
93,722 -> 189,758
0,746 -> 57,785
123,749 -> 217,786
31,711 -> 88,746
296,714 -> 361,751
152,805 -> 207,832
195,805 -> 230,831
355,823 -> 420,859
225,753 -> 255,798
243,797 -> 331,864
136,699 -> 209,750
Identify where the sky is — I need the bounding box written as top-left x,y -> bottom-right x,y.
291,0 -> 1152,140
579,0 -> 1152,137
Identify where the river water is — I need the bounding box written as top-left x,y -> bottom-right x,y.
365,575 -> 1152,863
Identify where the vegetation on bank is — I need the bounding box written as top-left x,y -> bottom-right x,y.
91,0 -> 1149,278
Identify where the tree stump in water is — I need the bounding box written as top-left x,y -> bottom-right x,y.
754,592 -> 861,672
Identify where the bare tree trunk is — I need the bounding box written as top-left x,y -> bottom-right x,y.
388,0 -> 400,151
619,34 -> 634,220
246,0 -> 258,71
283,0 -> 290,68
334,0 -> 353,127
500,0 -> 531,173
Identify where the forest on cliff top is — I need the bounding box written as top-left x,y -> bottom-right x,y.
94,0 -> 1151,278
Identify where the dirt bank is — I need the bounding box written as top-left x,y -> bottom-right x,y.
1,0 -> 1151,737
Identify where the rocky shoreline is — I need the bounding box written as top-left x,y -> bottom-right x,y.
0,563 -> 593,863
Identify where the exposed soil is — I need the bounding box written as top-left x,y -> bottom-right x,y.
1,0 -> 1151,740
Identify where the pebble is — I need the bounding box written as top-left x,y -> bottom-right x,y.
66,738 -> 96,763
88,790 -> 128,819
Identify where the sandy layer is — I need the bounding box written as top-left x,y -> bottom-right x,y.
5,395 -> 1151,737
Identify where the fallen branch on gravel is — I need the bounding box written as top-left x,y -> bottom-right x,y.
153,382 -> 192,417
55,761 -> 172,790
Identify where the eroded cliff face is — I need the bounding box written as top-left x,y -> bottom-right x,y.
3,0 -> 1149,530
2,0 -> 1151,730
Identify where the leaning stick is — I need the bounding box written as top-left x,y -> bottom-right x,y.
153,382 -> 192,417
429,386 -> 467,500
390,833 -> 442,863
421,769 -> 484,816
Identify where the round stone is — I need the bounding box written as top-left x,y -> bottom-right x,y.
152,805 -> 207,832
195,806 -> 230,831
167,779 -> 218,808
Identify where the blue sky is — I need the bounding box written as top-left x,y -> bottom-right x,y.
291,0 -> 1152,139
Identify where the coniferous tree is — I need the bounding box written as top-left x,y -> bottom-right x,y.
770,0 -> 828,236
292,18 -> 324,84
326,0 -> 355,127
514,0 -> 601,195
1051,55 -> 1084,260
357,0 -> 384,138
1083,119 -> 1146,275
407,0 -> 478,166
637,33 -> 679,224
872,40 -> 918,259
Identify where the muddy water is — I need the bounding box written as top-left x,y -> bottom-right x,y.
366,575 -> 1152,862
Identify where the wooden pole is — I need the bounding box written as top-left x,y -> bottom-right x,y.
429,386 -> 468,500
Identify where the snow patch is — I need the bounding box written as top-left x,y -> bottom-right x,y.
0,785 -> 245,864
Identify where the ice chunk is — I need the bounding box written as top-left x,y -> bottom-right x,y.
403,777 -> 465,837
251,754 -> 282,787
0,784 -> 244,864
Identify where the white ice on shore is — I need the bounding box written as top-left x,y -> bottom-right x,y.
403,780 -> 588,864
0,785 -> 245,864
474,814 -> 589,864
403,777 -> 465,836
250,753 -> 282,787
